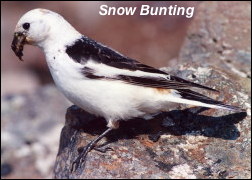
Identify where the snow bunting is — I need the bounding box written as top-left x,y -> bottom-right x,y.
11,9 -> 243,171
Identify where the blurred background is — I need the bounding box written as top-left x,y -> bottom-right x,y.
1,1 -> 250,179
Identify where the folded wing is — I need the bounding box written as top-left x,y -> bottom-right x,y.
66,36 -> 218,92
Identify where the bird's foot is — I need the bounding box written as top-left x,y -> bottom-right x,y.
71,141 -> 92,172
71,128 -> 113,172
71,144 -> 113,172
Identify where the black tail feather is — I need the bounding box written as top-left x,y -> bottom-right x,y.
177,89 -> 244,112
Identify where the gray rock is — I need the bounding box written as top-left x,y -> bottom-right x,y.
178,1 -> 251,81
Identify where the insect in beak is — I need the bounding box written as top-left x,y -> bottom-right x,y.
11,32 -> 27,61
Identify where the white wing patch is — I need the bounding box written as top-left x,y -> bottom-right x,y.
84,60 -> 168,79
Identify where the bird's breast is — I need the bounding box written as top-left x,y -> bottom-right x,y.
44,52 -> 107,115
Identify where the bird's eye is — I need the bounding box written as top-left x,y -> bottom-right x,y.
22,23 -> 30,30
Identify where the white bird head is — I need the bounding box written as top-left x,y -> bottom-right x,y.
11,8 -> 81,61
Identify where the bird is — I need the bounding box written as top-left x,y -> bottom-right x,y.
11,8 -> 243,171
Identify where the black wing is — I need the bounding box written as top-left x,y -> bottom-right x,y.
66,36 -> 167,74
67,36 -> 218,92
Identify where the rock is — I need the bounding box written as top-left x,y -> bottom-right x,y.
1,85 -> 70,179
53,63 -> 250,179
178,1 -> 251,89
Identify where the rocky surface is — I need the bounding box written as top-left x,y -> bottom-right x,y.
177,1 -> 251,91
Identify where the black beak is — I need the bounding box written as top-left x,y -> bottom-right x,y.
11,32 -> 27,61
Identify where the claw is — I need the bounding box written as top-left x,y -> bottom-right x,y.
94,146 -> 114,153
71,145 -> 90,172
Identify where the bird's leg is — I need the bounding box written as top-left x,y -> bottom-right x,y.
92,120 -> 120,153
71,127 -> 113,172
